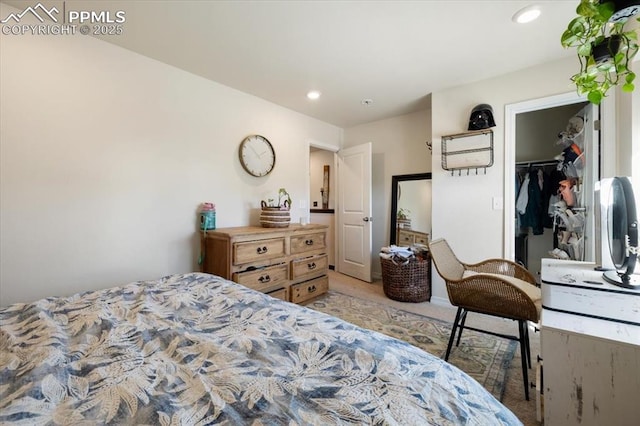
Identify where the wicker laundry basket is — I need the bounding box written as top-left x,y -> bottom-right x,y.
380,254 -> 431,302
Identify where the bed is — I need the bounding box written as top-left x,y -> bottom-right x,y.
0,272 -> 520,425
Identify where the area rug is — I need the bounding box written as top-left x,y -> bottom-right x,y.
304,291 -> 517,401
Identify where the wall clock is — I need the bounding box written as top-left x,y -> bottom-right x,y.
239,134 -> 276,177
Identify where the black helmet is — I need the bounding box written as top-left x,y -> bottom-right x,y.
468,104 -> 496,130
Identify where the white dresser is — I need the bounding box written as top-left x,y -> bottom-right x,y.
540,259 -> 640,426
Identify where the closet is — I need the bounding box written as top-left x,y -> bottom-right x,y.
514,102 -> 591,281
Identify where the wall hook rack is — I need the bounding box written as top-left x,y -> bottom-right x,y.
441,129 -> 493,176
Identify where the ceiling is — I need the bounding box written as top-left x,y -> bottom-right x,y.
2,0 -> 580,128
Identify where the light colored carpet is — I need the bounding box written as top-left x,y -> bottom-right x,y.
325,270 -> 541,426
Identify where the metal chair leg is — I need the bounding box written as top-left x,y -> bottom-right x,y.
525,322 -> 532,369
456,309 -> 468,346
519,320 -> 530,400
445,307 -> 463,361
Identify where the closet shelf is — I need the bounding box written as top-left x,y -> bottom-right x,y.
441,129 -> 493,176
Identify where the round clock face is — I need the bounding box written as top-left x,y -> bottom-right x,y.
239,135 -> 276,177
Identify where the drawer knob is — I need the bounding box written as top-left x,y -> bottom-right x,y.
307,262 -> 316,270
308,285 -> 317,293
305,239 -> 314,245
259,275 -> 271,283
257,246 -> 268,254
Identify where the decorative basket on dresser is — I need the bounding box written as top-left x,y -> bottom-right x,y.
201,224 -> 329,304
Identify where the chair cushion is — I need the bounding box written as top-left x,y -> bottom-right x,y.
462,270 -> 542,315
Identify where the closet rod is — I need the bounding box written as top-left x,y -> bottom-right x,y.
515,159 -> 558,167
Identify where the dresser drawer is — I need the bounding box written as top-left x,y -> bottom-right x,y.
291,232 -> 326,255
266,287 -> 288,301
291,276 -> 328,304
414,234 -> 429,245
291,254 -> 328,280
397,230 -> 414,245
233,237 -> 286,265
398,230 -> 428,246
233,264 -> 288,292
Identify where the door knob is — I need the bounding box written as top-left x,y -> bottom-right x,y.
363,217 -> 373,222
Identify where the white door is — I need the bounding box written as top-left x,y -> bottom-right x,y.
337,143 -> 372,282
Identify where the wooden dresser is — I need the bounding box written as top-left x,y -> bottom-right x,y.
201,224 -> 329,304
397,228 -> 429,245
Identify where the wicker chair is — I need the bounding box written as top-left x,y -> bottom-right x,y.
427,238 -> 541,400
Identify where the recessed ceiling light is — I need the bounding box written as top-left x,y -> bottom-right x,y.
307,91 -> 321,100
512,5 -> 541,24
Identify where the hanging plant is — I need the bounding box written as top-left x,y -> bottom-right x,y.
561,0 -> 640,104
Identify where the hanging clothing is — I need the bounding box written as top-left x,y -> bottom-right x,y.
516,174 -> 530,215
519,170 -> 544,235
515,174 -> 522,230
515,163 -> 566,234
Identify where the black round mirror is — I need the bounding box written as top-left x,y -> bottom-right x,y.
607,178 -> 628,268
603,177 -> 639,288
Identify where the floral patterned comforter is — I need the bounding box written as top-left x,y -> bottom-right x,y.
0,273 -> 521,425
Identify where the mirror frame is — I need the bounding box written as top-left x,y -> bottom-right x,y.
389,172 -> 432,245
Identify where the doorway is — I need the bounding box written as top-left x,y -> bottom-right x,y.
513,103 -> 588,279
309,146 -> 337,269
504,92 -> 607,278
309,142 -> 373,282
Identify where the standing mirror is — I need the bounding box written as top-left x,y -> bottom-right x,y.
602,177 -> 639,288
390,173 -> 432,245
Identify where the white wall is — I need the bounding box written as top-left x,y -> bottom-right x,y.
430,57 -> 590,304
632,60 -> 640,192
617,59 -> 640,181
343,109 -> 431,277
0,12 -> 342,306
619,26 -> 640,187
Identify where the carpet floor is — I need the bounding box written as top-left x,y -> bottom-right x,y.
324,270 -> 541,426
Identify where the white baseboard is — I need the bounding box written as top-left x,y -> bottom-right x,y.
428,296 -> 453,308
